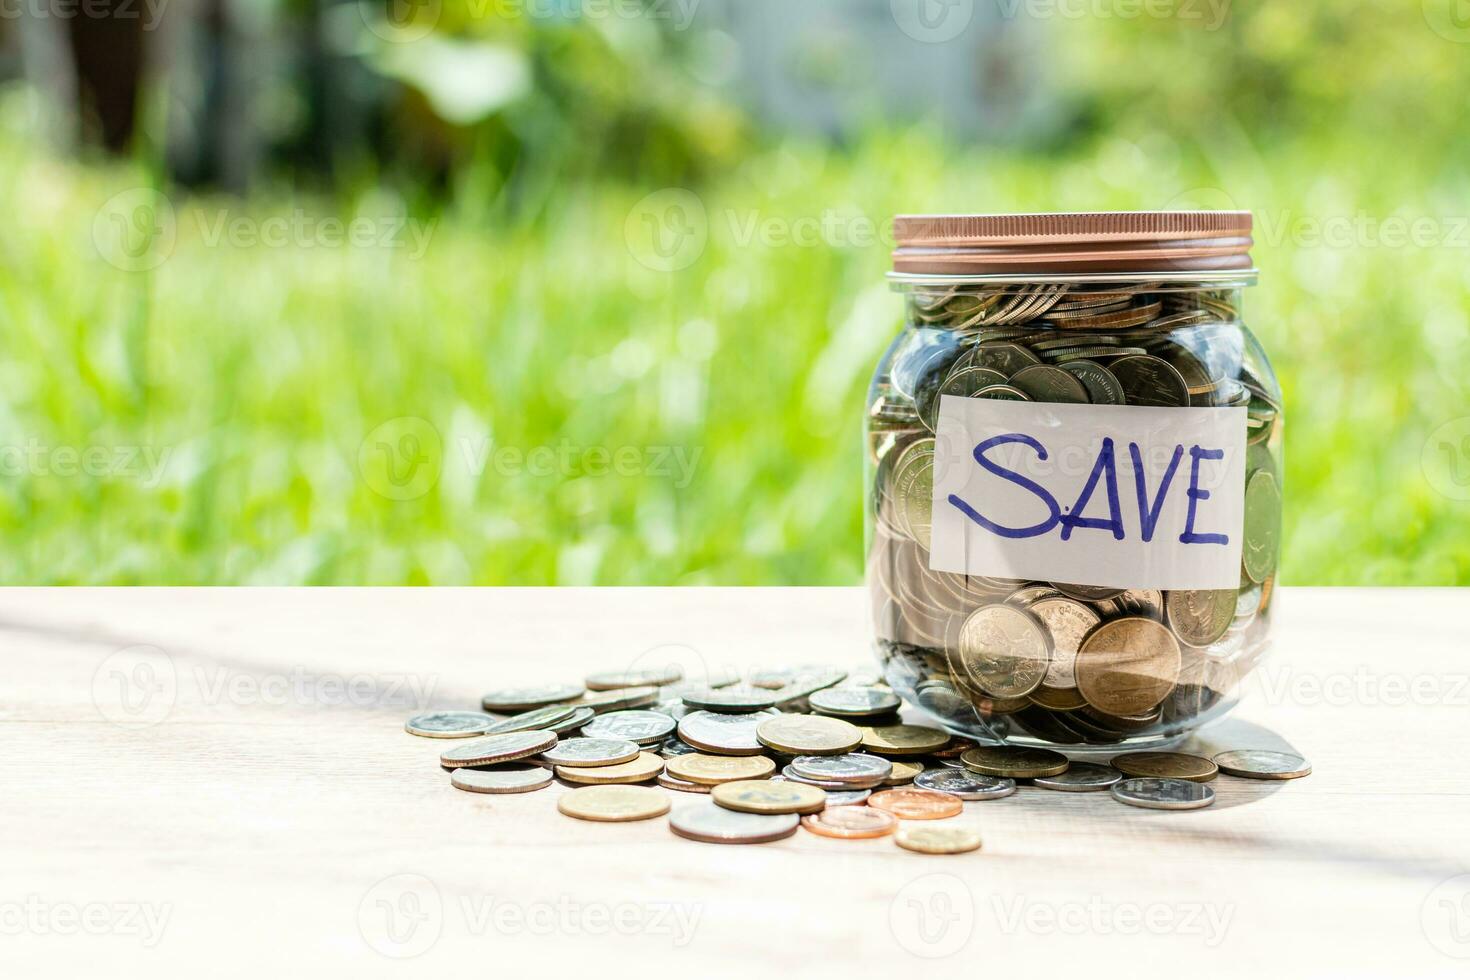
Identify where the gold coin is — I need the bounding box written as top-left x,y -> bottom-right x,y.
712,779 -> 827,815
657,771 -> 711,794
574,685 -> 661,713
1110,751 -> 1218,782
960,745 -> 1069,779
554,751 -> 664,785
868,788 -> 964,820
755,714 -> 863,755
1074,617 -> 1181,716
895,823 -> 983,855
557,785 -> 671,822
801,807 -> 897,840
664,753 -> 776,786
860,724 -> 950,756
884,759 -> 925,785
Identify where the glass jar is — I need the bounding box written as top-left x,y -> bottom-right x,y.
867,212 -> 1280,750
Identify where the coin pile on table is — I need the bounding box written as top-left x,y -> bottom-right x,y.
868,281 -> 1281,748
406,664 -> 1310,851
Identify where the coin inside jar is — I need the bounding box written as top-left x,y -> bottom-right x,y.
669,803 -> 800,844
895,823 -> 983,855
1212,749 -> 1311,780
755,714 -> 863,755
959,745 -> 1069,779
800,806 -> 898,839
955,604 -> 1051,699
1074,617 -> 1182,717
557,785 -> 671,822
712,779 -> 827,815
867,787 -> 965,820
664,753 -> 776,786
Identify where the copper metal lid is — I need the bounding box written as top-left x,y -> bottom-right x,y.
891,211 -> 1253,275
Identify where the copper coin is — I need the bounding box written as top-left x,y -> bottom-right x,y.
959,745 -> 1069,779
868,788 -> 965,820
801,806 -> 898,839
1111,751 -> 1218,782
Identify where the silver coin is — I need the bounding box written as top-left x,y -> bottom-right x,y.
677,710 -> 768,756
439,729 -> 559,768
538,737 -> 641,768
1212,749 -> 1311,780
668,803 -> 801,844
914,768 -> 1017,800
547,706 -> 596,734
680,686 -> 779,713
1034,761 -> 1123,792
789,753 -> 894,786
581,710 -> 676,745
449,765 -> 554,794
808,686 -> 902,718
659,737 -> 700,758
484,704 -> 576,735
404,711 -> 496,738
480,684 -> 584,712
780,765 -> 848,790
585,666 -> 683,691
1111,777 -> 1216,810
771,667 -> 849,705
824,788 -> 873,806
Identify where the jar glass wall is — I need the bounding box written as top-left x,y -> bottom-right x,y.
867,272 -> 1282,750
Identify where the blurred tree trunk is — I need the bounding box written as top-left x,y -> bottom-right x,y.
66,0 -> 147,150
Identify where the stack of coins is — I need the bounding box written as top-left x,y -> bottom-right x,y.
869,281 -> 1281,747
407,663 -> 1310,851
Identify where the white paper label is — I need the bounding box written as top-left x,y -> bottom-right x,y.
929,396 -> 1247,590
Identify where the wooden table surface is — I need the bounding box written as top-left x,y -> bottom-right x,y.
4,587 -> 1469,977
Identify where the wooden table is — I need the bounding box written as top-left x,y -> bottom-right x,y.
5,588 -> 1469,977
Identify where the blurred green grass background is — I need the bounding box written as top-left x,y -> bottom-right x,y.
1,1 -> 1468,585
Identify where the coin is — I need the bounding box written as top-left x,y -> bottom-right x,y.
712,780 -> 827,815
658,737 -> 700,757
956,604 -> 1050,699
657,772 -> 711,793
557,785 -> 671,822
1010,364 -> 1090,403
1110,354 -> 1190,407
1033,761 -> 1122,792
824,789 -> 872,806
884,759 -> 925,784
808,686 -> 902,718
1075,617 -> 1181,716
756,714 -> 863,755
669,803 -> 800,844
405,711 -> 497,738
1028,597 -> 1100,689
584,666 -> 683,691
895,823 -> 983,855
680,686 -> 778,713
1243,470 -> 1281,583
574,685 -> 661,713
860,724 -> 951,756
449,765 -> 554,794
480,684 -> 584,712
868,787 -> 964,820
972,342 -> 1041,376
547,706 -> 596,734
664,753 -> 776,786
959,745 -> 1069,778
483,704 -> 577,735
554,751 -> 664,786
538,737 -> 642,768
891,438 -> 936,550
800,807 -> 898,840
914,768 -> 1017,800
975,384 -> 1030,401
580,709 -> 677,745
788,753 -> 893,786
677,710 -> 767,756
1165,589 -> 1237,648
1111,777 -> 1216,810
1212,749 -> 1311,780
439,729 -> 559,768
1057,360 -> 1126,405
1029,685 -> 1089,711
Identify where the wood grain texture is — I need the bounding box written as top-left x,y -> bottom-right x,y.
2,587 -> 1468,978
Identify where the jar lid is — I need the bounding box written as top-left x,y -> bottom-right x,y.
891,211 -> 1253,275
